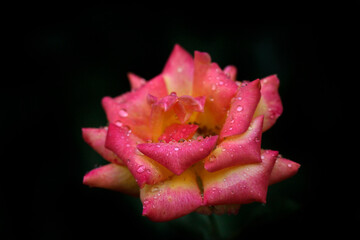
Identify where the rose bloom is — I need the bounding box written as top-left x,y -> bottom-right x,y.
82,44 -> 300,222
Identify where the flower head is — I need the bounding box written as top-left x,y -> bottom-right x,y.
82,44 -> 300,221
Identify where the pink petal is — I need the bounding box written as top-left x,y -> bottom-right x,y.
253,74 -> 283,132
140,169 -> 202,222
173,95 -> 206,123
137,135 -> 218,175
269,156 -> 300,185
200,150 -> 278,205
82,127 -> 124,165
102,74 -> 168,140
193,51 -> 238,131
105,123 -> 172,188
220,79 -> 261,140
83,163 -> 139,196
204,115 -> 263,172
128,72 -> 146,90
162,44 -> 194,96
158,123 -> 199,143
223,65 -> 237,81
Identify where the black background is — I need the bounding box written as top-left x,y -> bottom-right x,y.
2,4 -> 357,240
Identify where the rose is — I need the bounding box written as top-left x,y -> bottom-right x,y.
82,44 -> 300,222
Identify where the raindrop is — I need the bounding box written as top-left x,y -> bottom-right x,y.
119,109 -> 128,117
209,96 -> 214,102
156,144 -> 161,148
261,155 -> 265,160
177,67 -> 183,73
151,187 -> 159,193
199,147 -> 204,152
219,80 -> 224,85
255,137 -> 260,143
137,165 -> 146,173
237,97 -> 242,101
209,155 -> 216,162
211,84 -> 216,91
174,147 -> 180,151
287,163 -> 293,168
115,121 -> 123,127
126,143 -> 131,148
236,105 -> 243,112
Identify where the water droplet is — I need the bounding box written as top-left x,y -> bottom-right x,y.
287,163 -> 293,168
197,136 -> 203,141
115,121 -> 123,127
209,155 -> 216,162
137,165 -> 146,173
222,148 -> 226,152
211,84 -> 216,91
151,187 -> 159,193
229,127 -> 233,131
230,119 -> 235,124
177,67 -> 183,73
156,144 -> 161,148
143,200 -> 149,205
231,190 -> 235,195
223,178 -> 227,182
174,147 -> 180,151
255,137 -> 260,143
119,109 -> 128,117
236,105 -> 243,112
219,80 -> 224,85
126,143 -> 130,148
209,96 -> 214,102
199,147 -> 204,152
237,97 -> 242,101
261,155 -> 265,160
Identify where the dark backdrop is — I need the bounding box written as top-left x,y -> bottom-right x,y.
2,4 -> 357,240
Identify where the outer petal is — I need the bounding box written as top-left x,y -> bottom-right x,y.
140,169 -> 202,222
220,79 -> 261,140
105,123 -> 172,188
102,74 -> 168,140
158,123 -> 198,143
162,44 -> 194,96
83,163 -> 139,196
200,150 -> 278,205
193,51 -> 238,132
269,156 -> 300,185
128,72 -> 146,90
82,127 -> 124,165
137,136 -> 218,175
253,74 -> 283,132
204,116 -> 263,172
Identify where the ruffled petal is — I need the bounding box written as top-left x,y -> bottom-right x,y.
83,163 -> 139,196
193,51 -> 238,131
162,44 -> 194,96
200,150 -> 278,205
253,75 -> 283,132
173,95 -> 206,123
128,72 -> 146,90
82,127 -> 124,165
204,115 -> 263,172
223,65 -> 237,81
137,136 -> 218,175
102,74 -> 168,140
105,123 -> 172,188
269,156 -> 300,185
140,169 -> 203,222
158,123 -> 198,143
220,79 -> 261,140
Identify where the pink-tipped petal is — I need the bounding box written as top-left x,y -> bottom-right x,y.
254,74 -> 283,132
220,79 -> 261,140
204,115 -> 263,172
269,156 -> 300,185
128,72 -> 146,90
223,65 -> 237,81
140,169 -> 202,222
162,44 -> 194,96
137,136 -> 218,175
200,150 -> 278,205
193,51 -> 238,131
83,163 -> 139,196
158,123 -> 199,143
82,128 -> 124,165
105,123 -> 172,188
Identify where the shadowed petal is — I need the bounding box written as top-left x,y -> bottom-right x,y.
254,74 -> 283,132
140,169 -> 202,222
83,163 -> 139,196
158,123 -> 198,143
137,136 -> 218,175
204,116 -> 263,172
128,72 -> 146,90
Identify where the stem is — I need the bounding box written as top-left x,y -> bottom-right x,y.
208,214 -> 221,240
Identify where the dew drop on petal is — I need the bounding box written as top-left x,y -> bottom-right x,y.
151,187 -> 159,193
137,165 -> 146,173
119,109 -> 128,117
211,84 -> 216,91
209,155 -> 216,162
199,147 -> 204,152
287,163 -> 293,168
236,105 -> 243,112
174,147 -> 180,151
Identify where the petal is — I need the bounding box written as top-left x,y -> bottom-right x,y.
82,127 -> 124,165
162,44 -> 194,96
220,79 -> 261,140
158,123 -> 198,143
105,123 -> 172,188
204,115 -> 263,172
193,51 -> 238,132
128,72 -> 146,90
269,156 -> 300,185
253,74 -> 283,132
140,169 -> 202,222
102,74 -> 168,140
223,65 -> 237,81
137,135 -> 218,175
200,150 -> 278,205
83,163 -> 139,196
173,95 -> 206,123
